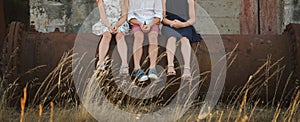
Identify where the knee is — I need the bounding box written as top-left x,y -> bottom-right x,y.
167,36 -> 177,43
180,37 -> 190,45
102,32 -> 112,39
115,32 -> 124,41
148,31 -> 158,44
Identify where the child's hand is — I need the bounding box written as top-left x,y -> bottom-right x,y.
109,26 -> 117,34
139,23 -> 144,29
172,20 -> 185,29
170,20 -> 175,27
142,24 -> 151,33
111,25 -> 118,34
139,24 -> 149,33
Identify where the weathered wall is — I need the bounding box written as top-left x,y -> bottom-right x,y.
29,0 -> 241,34
30,0 -> 95,32
29,0 -> 300,34
196,0 -> 241,34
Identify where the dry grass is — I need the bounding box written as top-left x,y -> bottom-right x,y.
0,49 -> 299,122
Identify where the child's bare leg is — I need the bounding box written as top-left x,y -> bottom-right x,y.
98,32 -> 112,66
180,37 -> 191,76
116,32 -> 128,67
166,36 -> 176,73
133,31 -> 144,70
148,31 -> 158,69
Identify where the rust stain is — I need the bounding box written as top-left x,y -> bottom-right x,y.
259,0 -> 278,34
285,24 -> 300,86
240,0 -> 258,34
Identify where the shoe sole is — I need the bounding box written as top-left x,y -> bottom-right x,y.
138,75 -> 149,82
148,74 -> 159,79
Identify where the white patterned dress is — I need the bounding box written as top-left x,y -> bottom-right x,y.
92,0 -> 129,36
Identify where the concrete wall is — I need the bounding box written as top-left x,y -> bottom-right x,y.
29,0 -> 300,34
196,0 -> 241,34
30,0 -> 95,32
283,0 -> 300,31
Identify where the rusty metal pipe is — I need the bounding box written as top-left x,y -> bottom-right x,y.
2,22 -> 299,105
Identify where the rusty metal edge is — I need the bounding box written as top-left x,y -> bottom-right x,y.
0,0 -> 5,53
284,23 -> 300,88
4,21 -> 23,81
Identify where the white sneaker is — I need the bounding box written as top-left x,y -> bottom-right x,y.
139,75 -> 149,81
148,68 -> 159,79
